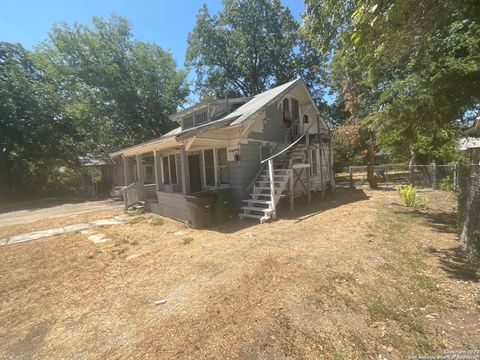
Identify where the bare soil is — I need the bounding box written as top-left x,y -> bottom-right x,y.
0,189 -> 478,359
0,199 -> 123,238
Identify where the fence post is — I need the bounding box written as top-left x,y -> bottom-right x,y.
268,159 -> 276,220
349,166 -> 354,189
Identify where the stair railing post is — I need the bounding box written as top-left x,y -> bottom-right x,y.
289,169 -> 294,210
268,159 -> 276,220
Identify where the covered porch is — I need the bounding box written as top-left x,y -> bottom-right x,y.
114,135 -> 234,227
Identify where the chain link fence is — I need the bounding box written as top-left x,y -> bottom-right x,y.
335,163 -> 458,190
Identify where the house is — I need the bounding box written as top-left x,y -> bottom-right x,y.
459,137 -> 480,164
110,78 -> 335,225
459,114 -> 480,165
75,154 -> 114,197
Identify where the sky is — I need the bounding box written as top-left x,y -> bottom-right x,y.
0,0 -> 306,87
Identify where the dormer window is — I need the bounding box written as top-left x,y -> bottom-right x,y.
195,111 -> 208,126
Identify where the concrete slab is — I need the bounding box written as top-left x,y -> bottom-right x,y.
0,215 -> 127,247
63,223 -> 92,232
90,218 -> 125,227
87,233 -> 110,244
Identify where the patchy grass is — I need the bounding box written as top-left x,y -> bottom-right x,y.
0,189 -> 478,359
151,218 -> 164,226
182,237 -> 194,245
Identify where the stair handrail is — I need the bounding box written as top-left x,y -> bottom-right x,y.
121,182 -> 138,209
260,121 -> 316,165
245,126 -> 294,192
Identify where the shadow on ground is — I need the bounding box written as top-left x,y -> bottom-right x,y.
427,245 -> 479,282
209,188 -> 370,234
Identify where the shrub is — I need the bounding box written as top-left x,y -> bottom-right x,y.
398,184 -> 418,207
437,176 -> 453,191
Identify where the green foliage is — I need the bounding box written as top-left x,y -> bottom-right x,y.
398,185 -> 417,207
398,185 -> 427,208
303,0 -> 480,164
186,0 -> 327,102
151,218 -> 164,226
437,176 -> 454,192
1,15 -> 189,197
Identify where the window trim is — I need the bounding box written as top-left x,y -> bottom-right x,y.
203,149 -> 216,188
162,154 -> 178,185
217,148 -> 229,186
194,111 -> 208,126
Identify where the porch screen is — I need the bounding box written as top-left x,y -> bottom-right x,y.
217,148 -> 229,185
162,157 -> 170,184
169,155 -> 177,184
204,150 -> 215,186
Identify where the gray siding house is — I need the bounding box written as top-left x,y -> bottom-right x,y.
110,78 -> 334,225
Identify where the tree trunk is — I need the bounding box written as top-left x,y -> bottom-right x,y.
366,131 -> 378,189
409,146 -> 416,184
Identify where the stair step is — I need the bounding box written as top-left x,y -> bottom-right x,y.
239,213 -> 269,222
241,206 -> 273,213
242,199 -> 271,204
257,181 -> 285,185
254,186 -> 283,191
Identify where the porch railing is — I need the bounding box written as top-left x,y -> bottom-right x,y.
121,182 -> 139,209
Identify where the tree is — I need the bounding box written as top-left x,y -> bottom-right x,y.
186,0 -> 327,102
303,0 -> 480,186
0,41 -> 75,192
38,15 -> 189,150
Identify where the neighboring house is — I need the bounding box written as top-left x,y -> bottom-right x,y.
76,154 -> 114,197
459,114 -> 480,165
459,137 -> 480,164
110,78 -> 334,225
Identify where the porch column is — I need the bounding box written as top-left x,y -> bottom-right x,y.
180,145 -> 190,194
136,154 -> 144,200
123,156 -> 131,186
153,150 -> 161,191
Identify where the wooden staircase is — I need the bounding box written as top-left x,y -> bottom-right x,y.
239,168 -> 291,223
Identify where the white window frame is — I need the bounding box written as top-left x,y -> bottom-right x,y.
217,148 -> 229,186
194,111 -> 208,126
202,149 -> 217,188
161,154 -> 178,185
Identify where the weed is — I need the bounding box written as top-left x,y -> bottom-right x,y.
129,216 -> 145,224
151,218 -> 164,226
437,176 -> 453,191
183,237 -> 194,245
125,208 -> 144,217
398,184 -> 417,207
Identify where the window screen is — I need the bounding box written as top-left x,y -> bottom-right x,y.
217,148 -> 229,185
204,150 -> 215,186
169,155 -> 177,184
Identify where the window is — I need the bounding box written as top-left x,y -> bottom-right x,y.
169,155 -> 177,184
183,116 -> 194,129
204,150 -> 215,186
145,165 -> 154,184
217,148 -> 229,185
162,157 -> 170,184
162,155 -> 177,185
195,111 -> 208,125
291,98 -> 299,120
303,114 -> 309,124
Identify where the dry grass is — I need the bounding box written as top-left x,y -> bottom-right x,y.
0,189 -> 478,359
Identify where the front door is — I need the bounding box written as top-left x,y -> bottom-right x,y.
188,154 -> 202,193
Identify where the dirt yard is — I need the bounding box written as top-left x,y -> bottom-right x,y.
0,198 -> 123,238
0,189 -> 478,359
